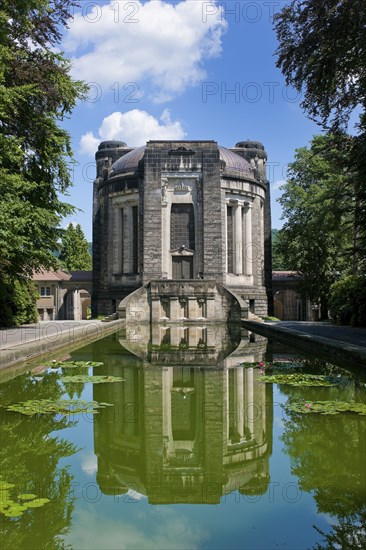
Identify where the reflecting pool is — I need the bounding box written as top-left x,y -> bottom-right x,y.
0,325 -> 365,549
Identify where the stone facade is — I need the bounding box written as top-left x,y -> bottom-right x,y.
92,140 -> 272,321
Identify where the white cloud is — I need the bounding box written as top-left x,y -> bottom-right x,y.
63,0 -> 227,101
80,109 -> 186,154
126,488 -> 147,501
65,507 -> 207,549
80,453 -> 98,475
80,132 -> 100,156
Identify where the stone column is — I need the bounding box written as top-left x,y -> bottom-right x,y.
122,204 -> 133,274
112,205 -> 122,274
244,203 -> 253,276
235,368 -> 244,439
245,368 -> 254,436
234,202 -> 243,275
73,289 -> 81,321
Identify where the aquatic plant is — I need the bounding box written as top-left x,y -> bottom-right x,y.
0,478 -> 50,518
5,399 -> 114,416
60,375 -> 125,384
285,400 -> 366,415
241,360 -> 304,370
44,360 -> 104,369
259,373 -> 340,387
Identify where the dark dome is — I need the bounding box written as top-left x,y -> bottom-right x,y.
98,140 -> 127,150
109,146 -> 146,176
109,144 -> 254,178
218,146 -> 254,177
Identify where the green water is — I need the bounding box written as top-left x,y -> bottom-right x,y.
0,328 -> 365,549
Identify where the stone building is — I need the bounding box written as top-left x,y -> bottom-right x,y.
92,140 -> 272,321
32,270 -> 92,320
272,271 -> 313,321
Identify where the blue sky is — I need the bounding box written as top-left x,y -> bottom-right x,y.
61,0 -> 321,241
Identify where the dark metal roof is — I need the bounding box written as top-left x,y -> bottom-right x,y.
109,144 -> 254,178
218,146 -> 254,177
109,146 -> 145,176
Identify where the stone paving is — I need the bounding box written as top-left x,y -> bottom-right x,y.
242,320 -> 366,367
274,321 -> 366,348
0,320 -> 123,370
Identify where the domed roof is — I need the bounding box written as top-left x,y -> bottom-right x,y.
109,144 -> 254,178
109,146 -> 145,176
218,146 -> 254,177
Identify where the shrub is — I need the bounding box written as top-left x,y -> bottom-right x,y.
328,275 -> 366,326
0,277 -> 38,327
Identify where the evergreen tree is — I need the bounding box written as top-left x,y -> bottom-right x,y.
59,223 -> 92,271
0,0 -> 87,325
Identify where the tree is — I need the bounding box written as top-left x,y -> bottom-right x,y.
0,1 -> 87,325
274,1 -> 366,272
276,135 -> 354,318
271,229 -> 287,270
274,0 -> 366,132
59,223 -> 92,271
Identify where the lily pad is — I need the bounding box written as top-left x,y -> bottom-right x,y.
61,375 -> 125,384
18,494 -> 37,500
259,373 -> 339,387
3,510 -> 23,517
0,481 -> 15,490
24,498 -> 50,508
285,400 -> 366,416
5,399 -> 114,416
45,360 -> 104,369
0,479 -> 51,519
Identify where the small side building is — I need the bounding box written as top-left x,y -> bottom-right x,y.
32,270 -> 92,321
272,271 -> 313,321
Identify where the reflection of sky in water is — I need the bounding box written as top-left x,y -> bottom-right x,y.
2,331 -> 366,550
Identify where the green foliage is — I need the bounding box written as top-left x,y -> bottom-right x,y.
0,479 -> 50,518
0,0 -> 88,322
328,275 -> 366,326
5,399 -> 114,416
60,375 -> 125,384
0,369 -> 77,548
274,2 -> 366,276
274,0 -> 366,132
46,360 -> 104,368
285,400 -> 366,416
0,276 -> 38,327
271,229 -> 287,270
260,374 -> 339,387
59,223 -> 92,270
277,134 -> 356,316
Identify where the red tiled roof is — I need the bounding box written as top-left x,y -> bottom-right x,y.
32,269 -> 71,282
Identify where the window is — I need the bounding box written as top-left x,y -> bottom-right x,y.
40,286 -> 51,296
170,204 -> 195,250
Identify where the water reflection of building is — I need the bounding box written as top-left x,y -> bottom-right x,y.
93,326 -> 273,504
